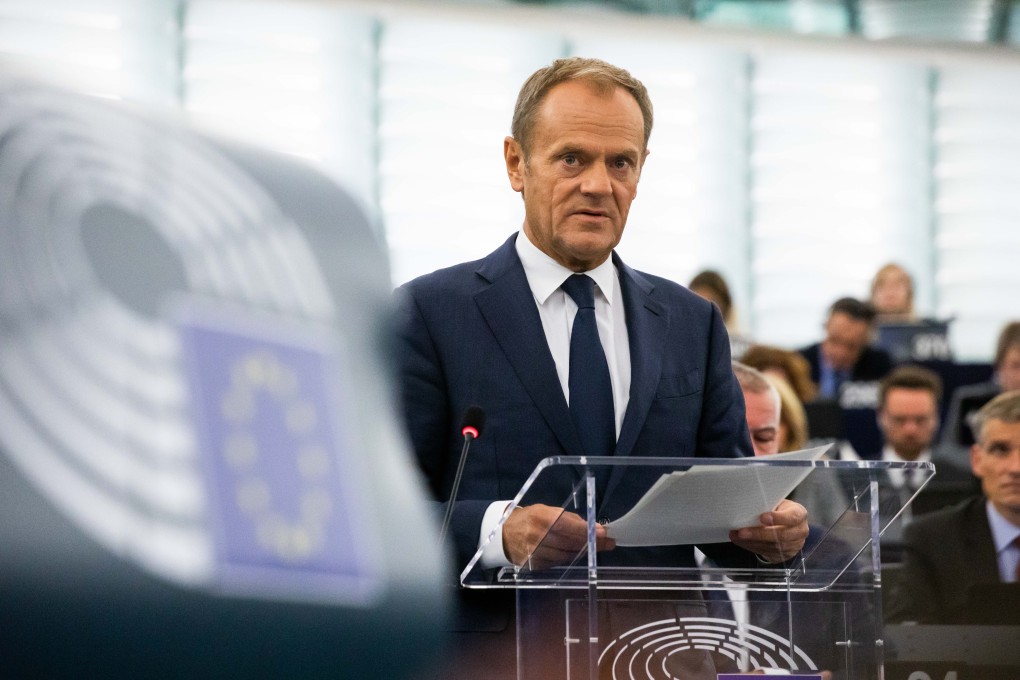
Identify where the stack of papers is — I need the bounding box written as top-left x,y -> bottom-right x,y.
605,447 -> 828,546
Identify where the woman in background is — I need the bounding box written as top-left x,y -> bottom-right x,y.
870,263 -> 916,323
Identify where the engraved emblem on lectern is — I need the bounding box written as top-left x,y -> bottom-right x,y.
597,617 -> 817,679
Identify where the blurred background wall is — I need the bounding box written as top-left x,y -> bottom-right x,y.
3,0 -> 1019,360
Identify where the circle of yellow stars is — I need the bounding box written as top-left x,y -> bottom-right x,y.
220,350 -> 333,562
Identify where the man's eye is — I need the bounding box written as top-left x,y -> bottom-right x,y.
613,158 -> 631,169
563,155 -> 578,165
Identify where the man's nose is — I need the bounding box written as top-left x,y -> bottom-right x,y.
580,162 -> 612,195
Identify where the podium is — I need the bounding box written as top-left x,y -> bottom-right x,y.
460,454 -> 934,679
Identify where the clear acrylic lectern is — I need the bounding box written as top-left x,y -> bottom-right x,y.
460,450 -> 934,680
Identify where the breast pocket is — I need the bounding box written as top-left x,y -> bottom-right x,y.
655,369 -> 702,400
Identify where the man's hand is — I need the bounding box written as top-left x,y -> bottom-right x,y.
502,504 -> 616,569
728,499 -> 809,563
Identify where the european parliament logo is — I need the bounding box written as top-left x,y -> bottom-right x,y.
177,303 -> 379,604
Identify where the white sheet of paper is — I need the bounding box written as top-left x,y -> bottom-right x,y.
604,446 -> 828,547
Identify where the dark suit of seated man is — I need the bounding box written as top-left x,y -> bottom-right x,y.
799,297 -> 893,402
396,57 -> 809,680
886,390 -> 1020,624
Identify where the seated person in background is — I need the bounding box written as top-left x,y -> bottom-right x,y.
869,262 -> 916,324
854,365 -> 944,480
941,320 -> 1020,450
886,390 -> 1020,624
741,343 -> 818,404
844,366 -> 977,559
689,269 -> 751,359
732,361 -> 780,458
734,363 -> 851,528
799,297 -> 893,401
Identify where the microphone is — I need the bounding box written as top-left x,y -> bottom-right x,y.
438,406 -> 486,548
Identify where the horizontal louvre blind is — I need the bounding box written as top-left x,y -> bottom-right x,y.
182,0 -> 376,216
377,18 -> 563,285
749,54 -> 932,348
933,66 -> 1020,360
0,0 -> 180,105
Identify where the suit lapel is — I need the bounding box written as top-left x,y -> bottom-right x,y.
474,236 -> 584,458
964,498 -> 1001,583
602,256 -> 668,503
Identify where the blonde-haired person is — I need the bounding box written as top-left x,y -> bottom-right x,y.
766,374 -> 808,453
870,262 -> 916,323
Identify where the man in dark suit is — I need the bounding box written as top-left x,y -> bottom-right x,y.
799,297 -> 893,401
886,390 -> 1020,624
396,57 -> 808,678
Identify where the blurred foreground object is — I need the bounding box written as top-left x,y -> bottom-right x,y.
0,71 -> 447,678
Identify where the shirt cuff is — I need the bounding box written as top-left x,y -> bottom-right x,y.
478,500 -> 514,569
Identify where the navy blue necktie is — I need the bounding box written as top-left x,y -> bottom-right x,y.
561,275 -> 616,470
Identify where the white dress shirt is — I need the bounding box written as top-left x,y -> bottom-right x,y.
477,231 -> 632,568
881,445 -> 931,490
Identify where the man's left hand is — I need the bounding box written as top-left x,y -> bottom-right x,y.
728,499 -> 809,563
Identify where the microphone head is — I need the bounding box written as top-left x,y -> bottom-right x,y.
460,405 -> 485,439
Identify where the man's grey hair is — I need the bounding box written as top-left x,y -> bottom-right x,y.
510,57 -> 654,157
972,389 -> 1020,443
733,361 -> 780,417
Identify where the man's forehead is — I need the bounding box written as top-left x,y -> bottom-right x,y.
743,388 -> 779,415
983,419 -> 1020,436
533,82 -> 645,141
828,312 -> 866,329
885,388 -> 936,407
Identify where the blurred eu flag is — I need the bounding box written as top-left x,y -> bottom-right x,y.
177,303 -> 378,604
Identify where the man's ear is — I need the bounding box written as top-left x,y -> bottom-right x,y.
970,443 -> 983,478
504,136 -> 525,193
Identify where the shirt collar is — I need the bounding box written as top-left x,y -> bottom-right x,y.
515,229 -> 617,306
986,500 -> 1020,554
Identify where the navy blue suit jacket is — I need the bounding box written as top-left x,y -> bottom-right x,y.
396,234 -> 756,573
799,342 -> 893,387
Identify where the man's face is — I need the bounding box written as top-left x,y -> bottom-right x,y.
999,346 -> 1020,392
743,388 -> 780,457
821,312 -> 870,372
504,80 -> 648,271
878,387 -> 938,461
971,418 -> 1020,524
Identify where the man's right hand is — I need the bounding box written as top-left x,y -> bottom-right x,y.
501,504 -> 616,569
